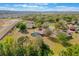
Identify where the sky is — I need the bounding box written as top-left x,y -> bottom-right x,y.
0,3 -> 79,11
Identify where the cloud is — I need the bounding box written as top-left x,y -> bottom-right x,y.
0,7 -> 16,11
0,4 -> 79,11
13,3 -> 48,8
14,4 -> 28,7
28,3 -> 48,6
44,6 -> 79,11
12,3 -> 48,11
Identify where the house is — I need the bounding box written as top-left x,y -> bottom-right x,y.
67,23 -> 75,31
26,20 -> 35,29
37,28 -> 45,36
66,23 -> 76,36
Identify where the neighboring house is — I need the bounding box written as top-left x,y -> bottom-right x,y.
67,29 -> 73,35
26,20 -> 35,29
66,23 -> 76,36
67,23 -> 75,31
37,28 -> 45,36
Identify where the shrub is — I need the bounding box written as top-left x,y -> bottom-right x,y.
60,45 -> 79,56
19,23 -> 26,31
56,32 -> 71,46
16,22 -> 22,28
16,22 -> 27,32
0,35 -> 53,56
29,36 -> 53,56
0,36 -> 15,56
63,16 -> 72,22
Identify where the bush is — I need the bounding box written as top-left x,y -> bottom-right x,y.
63,16 -> 72,22
29,36 -> 53,56
56,32 -> 71,46
16,22 -> 27,32
0,36 -> 15,56
19,23 -> 26,31
0,35 -> 53,56
16,22 -> 22,28
57,32 -> 68,42
60,45 -> 79,56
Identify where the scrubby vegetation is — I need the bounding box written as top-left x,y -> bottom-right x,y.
60,45 -> 79,56
1,14 -> 79,56
16,22 -> 27,32
0,35 -> 53,56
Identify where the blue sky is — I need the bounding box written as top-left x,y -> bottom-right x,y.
0,3 -> 79,11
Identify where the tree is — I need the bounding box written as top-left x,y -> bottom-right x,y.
16,22 -> 27,32
0,36 -> 15,56
56,32 -> 71,46
47,17 -> 54,23
60,45 -> 79,56
16,22 -> 22,28
63,16 -> 72,22
54,22 -> 61,30
0,36 -> 28,56
0,35 -> 53,56
55,18 -> 60,22
17,36 -> 30,46
35,19 -> 44,27
19,23 -> 26,31
28,36 -> 53,56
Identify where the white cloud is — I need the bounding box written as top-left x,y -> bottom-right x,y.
0,7 -> 16,11
14,4 -> 28,7
13,4 -> 48,11
0,4 -> 79,11
13,3 -> 48,8
33,3 -> 49,5
46,6 -> 79,11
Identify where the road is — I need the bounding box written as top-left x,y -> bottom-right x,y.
0,19 -> 20,40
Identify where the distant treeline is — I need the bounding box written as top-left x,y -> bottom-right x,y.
0,10 -> 79,18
